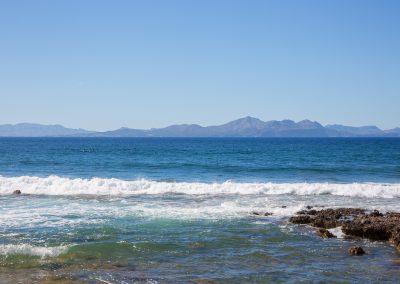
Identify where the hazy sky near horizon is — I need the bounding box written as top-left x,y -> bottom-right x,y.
0,0 -> 399,131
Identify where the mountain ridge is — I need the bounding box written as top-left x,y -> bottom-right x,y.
0,117 -> 399,137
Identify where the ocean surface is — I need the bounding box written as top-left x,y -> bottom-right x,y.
0,138 -> 400,283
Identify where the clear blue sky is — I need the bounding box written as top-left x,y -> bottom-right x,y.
0,0 -> 399,131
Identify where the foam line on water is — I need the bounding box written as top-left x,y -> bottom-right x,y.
0,176 -> 400,198
0,244 -> 69,258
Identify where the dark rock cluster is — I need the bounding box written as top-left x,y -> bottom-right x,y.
289,207 -> 400,253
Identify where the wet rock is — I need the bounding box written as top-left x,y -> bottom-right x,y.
348,246 -> 365,255
316,228 -> 336,239
281,205 -> 287,208
13,190 -> 21,195
289,215 -> 313,224
252,211 -> 273,217
369,210 -> 383,217
342,213 -> 400,241
289,207 -> 400,252
306,205 -> 313,210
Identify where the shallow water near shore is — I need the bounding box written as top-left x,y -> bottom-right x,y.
0,138 -> 400,283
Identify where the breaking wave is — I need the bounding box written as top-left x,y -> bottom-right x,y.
0,244 -> 69,258
0,176 -> 400,198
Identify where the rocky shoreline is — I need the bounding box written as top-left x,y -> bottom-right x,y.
288,207 -> 400,253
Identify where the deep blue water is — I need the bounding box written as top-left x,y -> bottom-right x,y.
0,137 -> 399,182
0,138 -> 400,283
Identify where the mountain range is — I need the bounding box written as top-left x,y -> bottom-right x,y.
0,117 -> 399,137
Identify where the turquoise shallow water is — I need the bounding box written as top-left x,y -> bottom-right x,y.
0,138 -> 399,283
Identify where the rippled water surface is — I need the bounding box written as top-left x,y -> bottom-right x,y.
0,138 -> 399,283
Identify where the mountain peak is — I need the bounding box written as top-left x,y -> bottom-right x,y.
0,118 -> 397,137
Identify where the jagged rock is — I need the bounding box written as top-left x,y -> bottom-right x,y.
348,246 -> 365,255
289,215 -> 313,224
342,213 -> 400,241
13,190 -> 21,195
369,210 -> 383,217
316,228 -> 336,238
289,207 -> 400,252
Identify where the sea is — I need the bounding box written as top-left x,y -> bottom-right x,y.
0,137 -> 399,283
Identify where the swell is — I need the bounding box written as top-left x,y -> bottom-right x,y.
0,176 -> 400,198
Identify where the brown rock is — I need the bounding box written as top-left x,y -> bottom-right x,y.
289,207 -> 400,252
316,228 -> 336,238
348,246 -> 365,255
289,215 -> 313,224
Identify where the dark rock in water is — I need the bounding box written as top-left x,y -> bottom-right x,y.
296,209 -> 317,216
316,228 -> 336,239
348,246 -> 365,255
306,205 -> 313,210
342,213 -> 400,243
369,210 -> 383,217
13,190 -> 21,195
289,207 -> 400,252
281,205 -> 287,208
293,208 -> 365,229
252,211 -> 273,217
289,215 -> 313,224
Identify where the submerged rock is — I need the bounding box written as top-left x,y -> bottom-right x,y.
252,211 -> 273,217
348,246 -> 365,255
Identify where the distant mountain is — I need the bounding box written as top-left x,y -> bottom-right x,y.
0,118 -> 399,137
326,124 -> 382,136
0,123 -> 93,137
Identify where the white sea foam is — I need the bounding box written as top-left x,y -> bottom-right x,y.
328,227 -> 345,239
1,176 -> 400,198
0,244 -> 69,258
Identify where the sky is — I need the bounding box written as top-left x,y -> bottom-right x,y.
0,0 -> 399,131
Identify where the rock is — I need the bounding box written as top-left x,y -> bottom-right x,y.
281,205 -> 287,208
369,210 -> 383,217
348,246 -> 365,255
13,190 -> 21,195
252,211 -> 273,217
289,207 -> 400,252
289,215 -> 313,224
306,205 -> 313,209
316,228 -> 336,238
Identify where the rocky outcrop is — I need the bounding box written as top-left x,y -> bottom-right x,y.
289,208 -> 365,228
289,208 -> 400,252
348,246 -> 365,255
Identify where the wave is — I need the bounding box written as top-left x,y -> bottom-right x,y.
0,244 -> 69,258
0,176 -> 400,198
